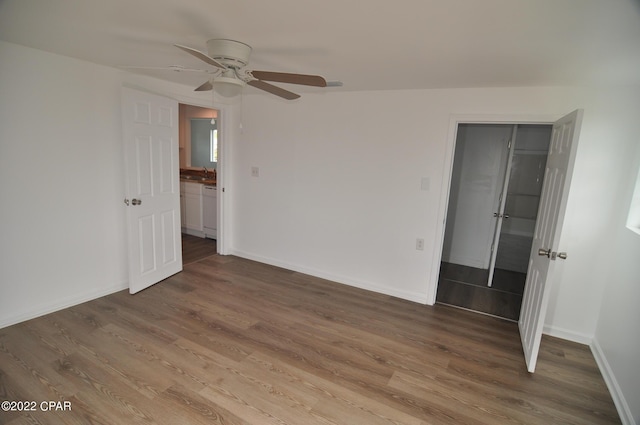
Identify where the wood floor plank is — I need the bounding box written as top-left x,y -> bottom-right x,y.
181,234 -> 218,265
0,333 -> 75,401
244,351 -> 425,425
158,384 -> 248,425
54,352 -> 158,423
0,242 -> 620,424
388,370 -> 518,425
438,359 -> 619,424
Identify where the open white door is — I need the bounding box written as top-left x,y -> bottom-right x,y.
519,109 -> 583,372
122,87 -> 182,294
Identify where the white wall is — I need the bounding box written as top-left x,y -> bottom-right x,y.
231,89 -> 451,301
1,41 -> 637,422
593,223 -> 640,424
591,95 -> 640,424
232,85 -> 640,339
233,87 -> 580,306
0,41 -> 129,326
0,41 -> 217,327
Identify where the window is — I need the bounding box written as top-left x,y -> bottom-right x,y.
627,166 -> 640,235
210,129 -> 218,163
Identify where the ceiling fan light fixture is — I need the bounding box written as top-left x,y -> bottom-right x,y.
174,39 -> 329,100
213,76 -> 245,97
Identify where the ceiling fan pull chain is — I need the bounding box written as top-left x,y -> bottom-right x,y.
239,91 -> 244,132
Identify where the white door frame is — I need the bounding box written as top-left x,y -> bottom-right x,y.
122,85 -> 234,257
170,94 -> 233,256
428,113 -> 563,306
177,101 -> 231,255
214,102 -> 232,255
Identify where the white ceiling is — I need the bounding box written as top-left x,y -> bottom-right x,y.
1,0 -> 640,95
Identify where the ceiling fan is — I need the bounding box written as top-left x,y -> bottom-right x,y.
170,38 -> 329,100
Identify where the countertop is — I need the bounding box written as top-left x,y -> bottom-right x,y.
180,176 -> 216,186
180,168 -> 216,186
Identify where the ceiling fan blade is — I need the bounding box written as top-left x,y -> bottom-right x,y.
247,80 -> 300,100
250,71 -> 326,87
195,80 -> 213,91
174,44 -> 226,69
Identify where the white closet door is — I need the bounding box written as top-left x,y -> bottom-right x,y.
519,109 -> 583,372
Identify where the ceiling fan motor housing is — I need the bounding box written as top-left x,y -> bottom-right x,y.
206,39 -> 251,69
175,38 -> 325,99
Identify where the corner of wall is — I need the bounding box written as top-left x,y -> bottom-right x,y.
591,338 -> 637,425
542,323 -> 592,345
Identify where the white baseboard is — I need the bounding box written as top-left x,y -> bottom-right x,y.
0,281 -> 128,329
591,339 -> 636,425
229,249 -> 429,305
542,323 -> 593,345
182,228 -> 205,238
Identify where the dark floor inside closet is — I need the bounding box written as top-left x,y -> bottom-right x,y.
436,262 -> 526,321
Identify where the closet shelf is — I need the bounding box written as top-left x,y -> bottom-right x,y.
514,149 -> 548,155
507,193 -> 540,198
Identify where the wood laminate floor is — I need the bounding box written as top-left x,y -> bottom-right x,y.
0,254 -> 619,424
182,233 -> 217,265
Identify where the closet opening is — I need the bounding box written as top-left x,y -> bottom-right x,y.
436,123 -> 552,320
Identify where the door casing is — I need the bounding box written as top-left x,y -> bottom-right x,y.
428,113 -> 567,305
170,96 -> 232,256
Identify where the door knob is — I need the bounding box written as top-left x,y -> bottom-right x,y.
132,198 -> 142,206
538,248 -> 551,258
557,252 -> 567,260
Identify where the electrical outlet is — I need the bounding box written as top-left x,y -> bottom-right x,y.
416,238 -> 425,251
251,166 -> 260,177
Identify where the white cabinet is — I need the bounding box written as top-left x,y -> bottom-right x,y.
203,185 -> 217,239
182,182 -> 203,237
180,182 -> 186,228
180,182 -> 217,239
